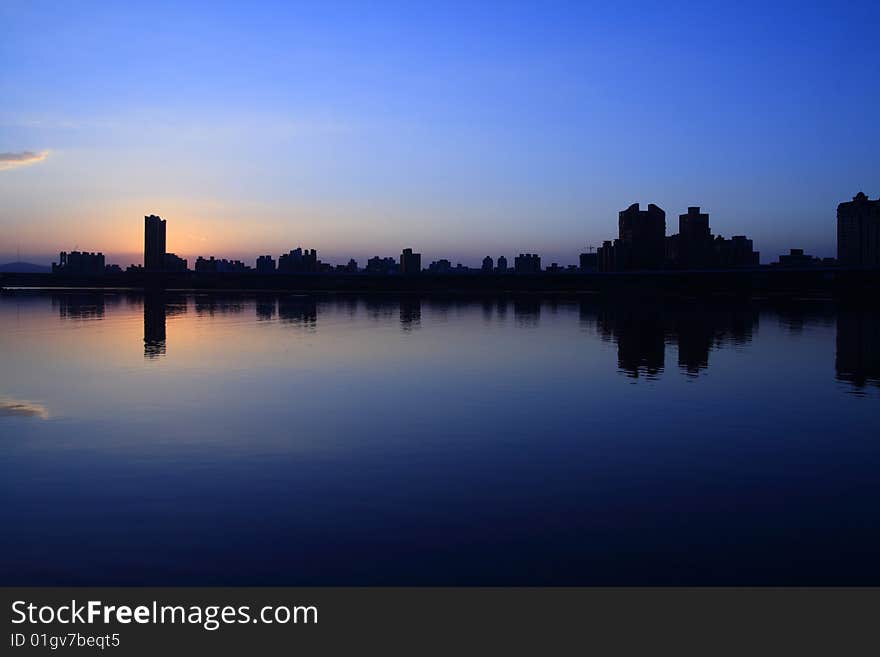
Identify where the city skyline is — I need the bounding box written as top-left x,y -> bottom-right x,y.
2,2 -> 879,266
40,191 -> 876,275
3,194 -> 860,269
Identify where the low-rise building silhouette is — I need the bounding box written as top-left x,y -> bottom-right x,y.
195,256 -> 250,273
496,255 -> 508,272
163,253 -> 187,272
775,249 -> 822,267
482,256 -> 493,272
52,251 -> 105,275
428,259 -> 452,273
514,253 -> 541,273
365,256 -> 398,274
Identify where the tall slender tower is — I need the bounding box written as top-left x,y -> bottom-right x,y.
144,215 -> 167,271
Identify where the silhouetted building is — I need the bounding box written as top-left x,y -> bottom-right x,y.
144,215 -> 167,271
365,256 -> 398,274
278,248 -> 318,273
256,255 -> 276,273
344,258 -> 358,273
775,249 -> 822,267
579,252 -> 597,271
665,207 -> 759,269
713,235 -> 759,267
837,192 -> 880,266
400,248 -> 421,274
52,251 -> 105,275
667,206 -> 712,268
598,203 -> 666,272
163,252 -> 187,272
496,255 -> 508,272
428,259 -> 452,273
482,256 -> 494,272
514,253 -> 541,273
195,256 -> 249,273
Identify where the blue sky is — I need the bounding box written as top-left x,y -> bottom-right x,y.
1,1 -> 878,266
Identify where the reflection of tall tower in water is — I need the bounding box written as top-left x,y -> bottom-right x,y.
143,292 -> 166,359
836,307 -> 880,391
399,298 -> 421,330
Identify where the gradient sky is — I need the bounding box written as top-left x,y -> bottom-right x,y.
1,0 -> 878,266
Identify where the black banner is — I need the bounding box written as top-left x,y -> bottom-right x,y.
2,588 -> 877,655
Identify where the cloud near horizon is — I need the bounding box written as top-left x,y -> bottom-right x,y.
0,397 -> 49,419
0,150 -> 49,170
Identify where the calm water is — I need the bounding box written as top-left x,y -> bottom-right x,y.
1,290 -> 879,585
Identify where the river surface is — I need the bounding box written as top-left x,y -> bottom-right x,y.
1,290 -> 878,584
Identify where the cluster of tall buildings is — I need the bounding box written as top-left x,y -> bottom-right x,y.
596,204 -> 759,272
48,195 -> 880,276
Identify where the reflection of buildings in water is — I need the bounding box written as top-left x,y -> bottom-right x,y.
598,309 -> 665,379
476,298 -> 509,324
365,298 -> 396,322
331,297 -> 358,320
594,303 -> 759,380
278,296 -> 317,327
194,297 -> 245,316
256,299 -> 277,321
425,298 -> 452,322
669,307 -> 758,376
513,299 -> 540,328
53,293 -> 106,320
836,308 -> 880,390
143,293 -> 166,359
480,300 -> 494,324
774,301 -> 836,336
399,298 -> 421,331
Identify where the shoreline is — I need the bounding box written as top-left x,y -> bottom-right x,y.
2,267 -> 880,300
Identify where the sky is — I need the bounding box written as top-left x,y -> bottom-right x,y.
1,0 -> 878,267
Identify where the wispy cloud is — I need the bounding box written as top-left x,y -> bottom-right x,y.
0,150 -> 49,171
0,397 -> 49,419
